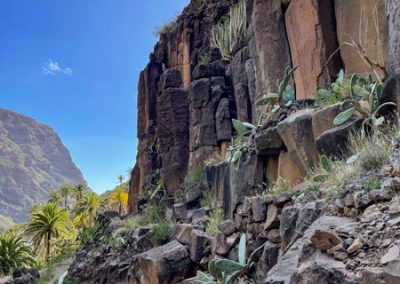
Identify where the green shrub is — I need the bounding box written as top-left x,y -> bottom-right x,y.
151,224 -> 173,246
184,166 -> 207,191
200,190 -> 215,208
199,54 -> 209,65
207,207 -> 224,236
139,205 -> 163,226
267,177 -> 292,196
363,175 -> 382,192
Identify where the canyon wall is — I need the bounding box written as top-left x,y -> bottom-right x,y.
129,0 -> 389,212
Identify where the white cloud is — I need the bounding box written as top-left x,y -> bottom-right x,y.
42,59 -> 72,76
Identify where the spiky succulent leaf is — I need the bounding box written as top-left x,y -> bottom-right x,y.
238,234 -> 246,265
242,122 -> 256,130
320,155 -> 332,172
215,259 -> 244,274
208,259 -> 222,280
193,271 -> 214,283
334,108 -> 354,126
312,174 -> 329,183
232,119 -> 248,135
346,154 -> 359,164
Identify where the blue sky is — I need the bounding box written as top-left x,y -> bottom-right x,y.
0,0 -> 189,193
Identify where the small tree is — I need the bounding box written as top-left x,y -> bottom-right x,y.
108,189 -> 128,216
25,202 -> 69,263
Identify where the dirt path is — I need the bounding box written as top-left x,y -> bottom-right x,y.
48,258 -> 73,284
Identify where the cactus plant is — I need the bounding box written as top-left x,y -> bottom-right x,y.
211,0 -> 247,60
312,155 -> 333,183
192,234 -> 265,284
333,74 -> 396,138
255,65 -> 298,126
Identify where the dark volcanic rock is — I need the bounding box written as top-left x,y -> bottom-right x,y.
0,108 -> 86,225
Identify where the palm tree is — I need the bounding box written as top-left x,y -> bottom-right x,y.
108,188 -> 128,216
49,191 -> 62,206
74,183 -> 87,202
0,235 -> 35,277
59,184 -> 73,209
118,175 -> 125,187
74,193 -> 102,227
25,202 -> 69,263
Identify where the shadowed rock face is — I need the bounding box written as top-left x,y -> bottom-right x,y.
0,108 -> 85,224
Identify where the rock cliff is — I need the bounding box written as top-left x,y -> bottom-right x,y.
0,108 -> 86,224
128,0 -> 391,211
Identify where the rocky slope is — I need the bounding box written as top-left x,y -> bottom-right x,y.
0,108 -> 85,225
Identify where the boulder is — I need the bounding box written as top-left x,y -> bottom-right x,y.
137,240 -> 193,284
285,0 -> 342,100
277,109 -> 319,176
215,232 -> 231,255
278,151 -> 303,186
263,204 -> 280,232
316,119 -> 362,158
359,267 -> 386,284
173,203 -> 187,222
264,216 -> 354,283
251,197 -> 267,222
255,126 -> 286,156
218,220 -> 236,236
310,230 -> 343,251
189,229 -> 213,263
381,245 -> 400,283
256,241 -> 280,281
173,224 -> 194,245
335,0 -> 388,78
312,104 -> 342,139
223,151 -> 263,218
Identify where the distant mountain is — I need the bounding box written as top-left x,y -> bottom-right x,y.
0,108 -> 86,225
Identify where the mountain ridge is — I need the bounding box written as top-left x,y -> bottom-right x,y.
0,108 -> 86,225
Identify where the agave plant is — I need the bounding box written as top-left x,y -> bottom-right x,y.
193,234 -> 265,284
229,119 -> 256,167
333,74 -> 396,138
255,65 -> 297,126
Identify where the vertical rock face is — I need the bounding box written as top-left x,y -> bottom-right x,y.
386,0 -> 400,75
285,0 -> 342,101
335,0 -> 388,78
129,0 -> 391,211
249,0 -> 292,106
0,108 -> 86,224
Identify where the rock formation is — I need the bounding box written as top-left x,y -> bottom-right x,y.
0,108 -> 86,225
128,0 -> 391,211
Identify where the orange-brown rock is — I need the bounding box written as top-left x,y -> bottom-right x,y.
285,0 -> 342,100
277,109 -> 319,177
312,103 -> 342,140
278,152 -> 303,186
335,0 -> 388,79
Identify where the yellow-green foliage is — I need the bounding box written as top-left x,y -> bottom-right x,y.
266,177 -> 292,196
304,130 -> 392,198
151,224 -> 173,245
211,0 -> 247,59
207,207 -> 224,236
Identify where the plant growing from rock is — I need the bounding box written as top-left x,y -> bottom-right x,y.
333,74 -> 395,138
150,223 -> 173,246
211,0 -> 247,59
255,65 -> 297,126
266,177 -> 292,197
193,234 -> 265,284
229,119 -> 256,167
